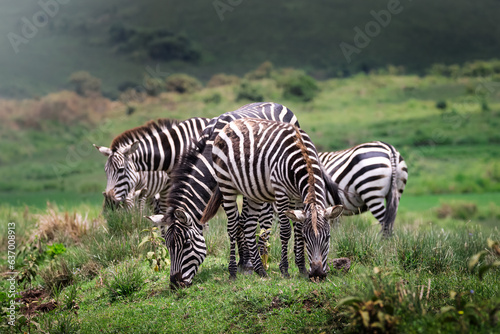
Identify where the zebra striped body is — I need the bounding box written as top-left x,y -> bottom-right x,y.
102,170 -> 168,214
124,171 -> 169,213
147,102 -> 302,288
94,117 -> 210,213
202,118 -> 343,279
319,141 -> 408,236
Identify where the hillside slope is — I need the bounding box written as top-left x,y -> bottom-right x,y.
1,0 -> 500,97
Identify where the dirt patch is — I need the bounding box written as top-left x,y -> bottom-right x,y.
302,298 -> 323,313
269,296 -> 284,310
17,288 -> 57,316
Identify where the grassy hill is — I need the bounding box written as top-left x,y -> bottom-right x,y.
1,0 -> 500,97
1,66 -> 500,333
1,66 -> 499,222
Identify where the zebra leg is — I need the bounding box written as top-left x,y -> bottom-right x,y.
237,197 -> 253,273
242,199 -> 267,277
289,201 -> 307,275
276,197 -> 292,278
363,196 -> 388,236
221,193 -> 240,279
293,220 -> 307,276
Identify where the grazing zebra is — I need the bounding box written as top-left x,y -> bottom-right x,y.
102,171 -> 169,214
319,141 -> 408,236
146,102 -> 318,288
94,117 -> 210,213
201,118 -> 343,279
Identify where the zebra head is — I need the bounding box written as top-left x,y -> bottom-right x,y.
286,204 -> 343,279
94,142 -> 140,205
146,208 -> 206,289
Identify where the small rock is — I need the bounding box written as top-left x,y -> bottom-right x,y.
328,257 -> 351,273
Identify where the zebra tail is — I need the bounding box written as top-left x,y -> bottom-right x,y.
200,186 -> 223,224
383,144 -> 400,234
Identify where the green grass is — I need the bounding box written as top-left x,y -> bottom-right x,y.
2,209 -> 498,333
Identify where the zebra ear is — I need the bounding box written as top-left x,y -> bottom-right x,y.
324,205 -> 343,220
174,209 -> 191,226
145,214 -> 167,227
285,210 -> 306,222
94,144 -> 112,157
123,141 -> 140,156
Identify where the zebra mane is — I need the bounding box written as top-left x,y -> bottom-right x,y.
292,126 -> 319,234
164,136 -> 210,223
110,118 -> 181,150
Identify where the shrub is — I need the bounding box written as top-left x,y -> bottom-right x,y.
45,243 -> 66,259
207,73 -> 240,87
245,61 -> 274,80
282,73 -> 319,102
436,201 -> 478,220
204,92 -> 222,104
68,71 -> 101,97
148,35 -> 201,62
143,75 -> 165,96
165,74 -> 202,94
104,260 -> 145,302
236,81 -> 265,102
436,100 -> 447,110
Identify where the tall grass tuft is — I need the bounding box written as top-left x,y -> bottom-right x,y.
34,202 -> 103,244
104,260 -> 145,302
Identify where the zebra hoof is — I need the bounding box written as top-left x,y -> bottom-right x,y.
257,269 -> 267,278
281,272 -> 290,279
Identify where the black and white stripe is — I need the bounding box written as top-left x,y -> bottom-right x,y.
319,141 -> 408,236
147,102 -> 302,287
202,118 -> 343,279
94,117 -> 210,213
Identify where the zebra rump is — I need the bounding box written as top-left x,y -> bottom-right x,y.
319,141 -> 408,236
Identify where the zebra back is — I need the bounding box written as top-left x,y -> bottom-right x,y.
97,117 -> 210,205
164,102 -> 299,227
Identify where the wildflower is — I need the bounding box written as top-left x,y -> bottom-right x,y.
470,290 -> 474,294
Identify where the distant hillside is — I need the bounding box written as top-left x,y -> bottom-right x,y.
1,0 -> 500,98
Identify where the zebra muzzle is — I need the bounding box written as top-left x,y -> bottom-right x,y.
309,261 -> 326,279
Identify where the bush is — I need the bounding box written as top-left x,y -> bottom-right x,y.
68,71 -> 101,97
104,260 -> 145,302
282,73 -> 319,102
436,201 -> 478,220
245,61 -> 274,80
148,35 -> 201,62
143,75 -> 165,96
165,74 -> 202,94
236,81 -> 265,102
204,92 -> 222,104
207,73 -> 240,87
436,100 -> 447,110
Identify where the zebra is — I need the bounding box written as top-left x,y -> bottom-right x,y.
319,141 -> 408,236
93,117 -> 210,214
102,170 -> 169,214
145,102 -> 335,288
201,118 -> 343,279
